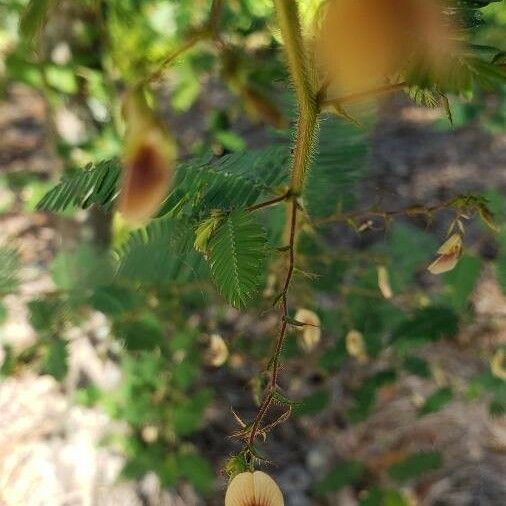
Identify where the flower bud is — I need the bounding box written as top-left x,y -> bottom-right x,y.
225,471 -> 284,506
118,89 -> 176,224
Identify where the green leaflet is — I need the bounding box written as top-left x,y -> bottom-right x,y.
304,116 -> 368,219
388,451 -> 443,482
19,0 -> 56,41
117,217 -> 205,285
36,146 -> 290,217
208,210 -> 267,308
37,159 -> 121,213
0,248 -> 20,294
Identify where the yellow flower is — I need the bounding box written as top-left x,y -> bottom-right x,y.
428,233 -> 463,275
204,334 -> 229,367
377,265 -> 393,299
316,0 -> 458,94
118,89 -> 177,224
346,330 -> 368,363
225,471 -> 284,506
294,308 -> 321,352
491,349 -> 506,381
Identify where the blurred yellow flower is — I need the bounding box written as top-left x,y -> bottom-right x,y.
316,0 -> 458,94
428,233 -> 463,275
346,329 -> 368,363
118,89 -> 176,224
225,471 -> 284,506
205,334 -> 229,367
294,308 -> 321,352
491,349 -> 506,381
377,265 -> 393,299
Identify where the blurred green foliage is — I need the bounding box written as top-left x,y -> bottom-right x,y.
0,0 -> 505,503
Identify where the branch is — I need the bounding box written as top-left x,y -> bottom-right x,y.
246,191 -> 291,213
244,0 -> 319,456
322,81 -> 407,108
139,0 -> 224,86
314,199 -> 455,227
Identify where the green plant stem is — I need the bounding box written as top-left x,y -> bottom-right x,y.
246,0 -> 319,453
274,0 -> 318,195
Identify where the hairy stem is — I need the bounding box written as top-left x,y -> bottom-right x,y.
274,0 -> 318,194
246,0 -> 319,452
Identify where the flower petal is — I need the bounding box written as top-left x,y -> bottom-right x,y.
225,471 -> 284,506
225,472 -> 255,506
118,90 -> 176,224
253,471 -> 284,506
427,252 -> 459,275
436,233 -> 462,255
295,309 -> 321,352
205,334 -> 229,367
377,265 -> 393,299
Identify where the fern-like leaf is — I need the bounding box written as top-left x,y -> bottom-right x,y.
37,159 -> 120,212
208,210 -> 267,308
304,116 -> 368,219
158,145 -> 289,218
117,217 -> 205,284
19,0 -> 56,41
37,147 -> 290,217
0,248 -> 20,294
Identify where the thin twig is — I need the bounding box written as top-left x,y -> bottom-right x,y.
314,199 -> 454,227
322,81 -> 407,108
244,0 -> 319,455
247,198 -> 298,448
138,0 -> 224,87
246,192 -> 290,213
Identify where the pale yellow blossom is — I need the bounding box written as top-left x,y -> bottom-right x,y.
377,265 -> 393,299
491,349 -> 506,381
346,330 -> 368,363
428,233 -> 463,275
225,471 -> 284,506
294,308 -> 321,352
118,90 -> 176,223
205,334 -> 229,367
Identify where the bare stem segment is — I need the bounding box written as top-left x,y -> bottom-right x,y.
246,0 -> 319,453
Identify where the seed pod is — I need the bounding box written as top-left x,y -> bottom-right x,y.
118,89 -> 176,224
225,471 -> 284,506
316,0 -> 458,94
